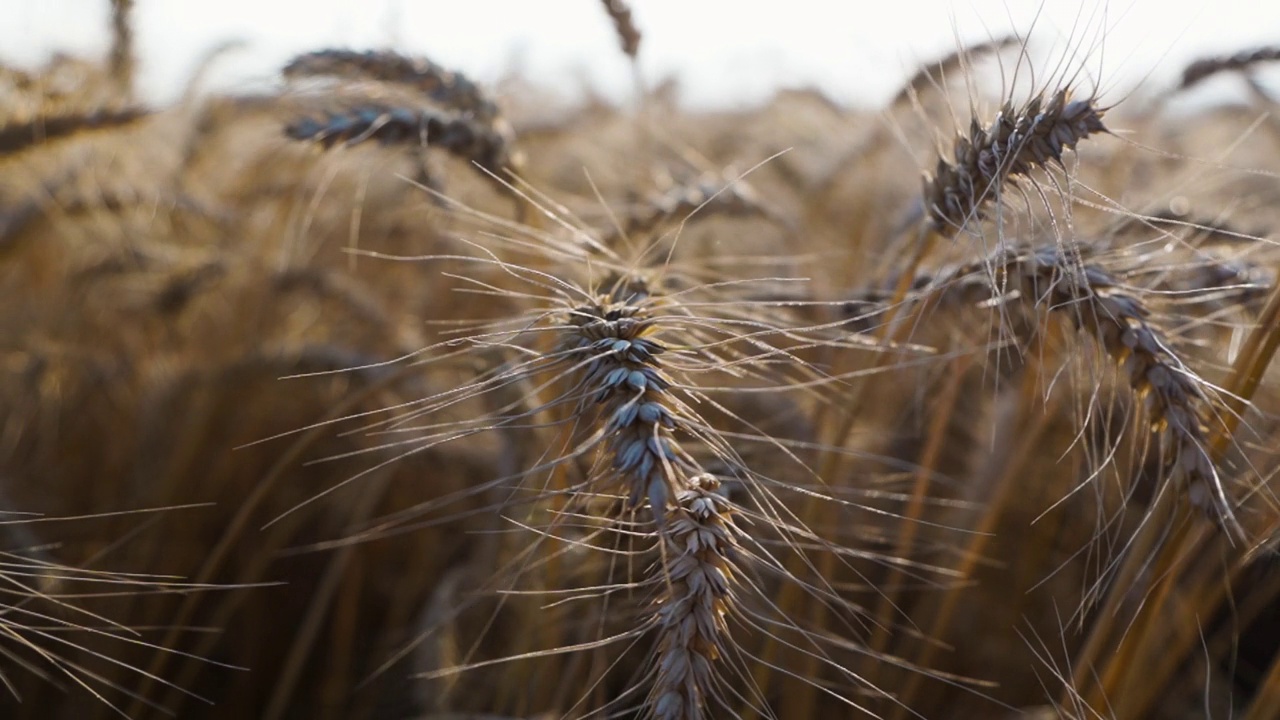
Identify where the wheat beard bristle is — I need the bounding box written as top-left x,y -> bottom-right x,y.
923,89 -> 1109,233
891,34 -> 1019,107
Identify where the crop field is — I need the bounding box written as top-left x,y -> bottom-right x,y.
3,2 -> 1280,718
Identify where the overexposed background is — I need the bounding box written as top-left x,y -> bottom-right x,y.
1,0 -> 1277,108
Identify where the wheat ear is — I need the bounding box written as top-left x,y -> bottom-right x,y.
891,34 -> 1019,107
560,292 -> 693,516
604,172 -> 782,245
285,103 -> 515,179
600,0 -> 643,61
556,277 -> 756,718
908,246 -> 1238,532
1180,46 -> 1280,90
649,477 -> 743,720
0,108 -> 149,156
921,89 -> 1108,233
560,283 -> 739,717
282,48 -> 501,123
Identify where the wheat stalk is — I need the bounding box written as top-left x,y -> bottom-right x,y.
107,0 -> 134,99
891,34 -> 1019,108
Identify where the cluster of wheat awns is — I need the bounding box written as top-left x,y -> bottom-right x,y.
5,2 -> 1280,719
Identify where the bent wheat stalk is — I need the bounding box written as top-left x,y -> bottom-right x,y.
912,245 -> 1238,532
108,0 -> 135,99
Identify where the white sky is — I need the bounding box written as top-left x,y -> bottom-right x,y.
1,1 -> 1277,108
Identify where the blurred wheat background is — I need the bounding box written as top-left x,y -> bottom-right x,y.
4,1 -> 1280,719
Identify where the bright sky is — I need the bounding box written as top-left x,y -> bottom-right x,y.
2,0 -> 1277,108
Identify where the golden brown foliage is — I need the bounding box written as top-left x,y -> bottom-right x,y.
3,9 -> 1280,720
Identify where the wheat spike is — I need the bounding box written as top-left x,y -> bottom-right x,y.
891,34 -> 1019,107
650,477 -> 743,720
922,89 -> 1108,233
282,48 -> 501,123
600,0 -> 643,61
553,277 -> 753,718
285,103 -> 515,178
915,246 -> 1238,532
1180,46 -> 1280,90
604,171 -> 783,245
0,108 -> 148,156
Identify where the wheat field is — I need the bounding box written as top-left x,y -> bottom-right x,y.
3,2 -> 1280,718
